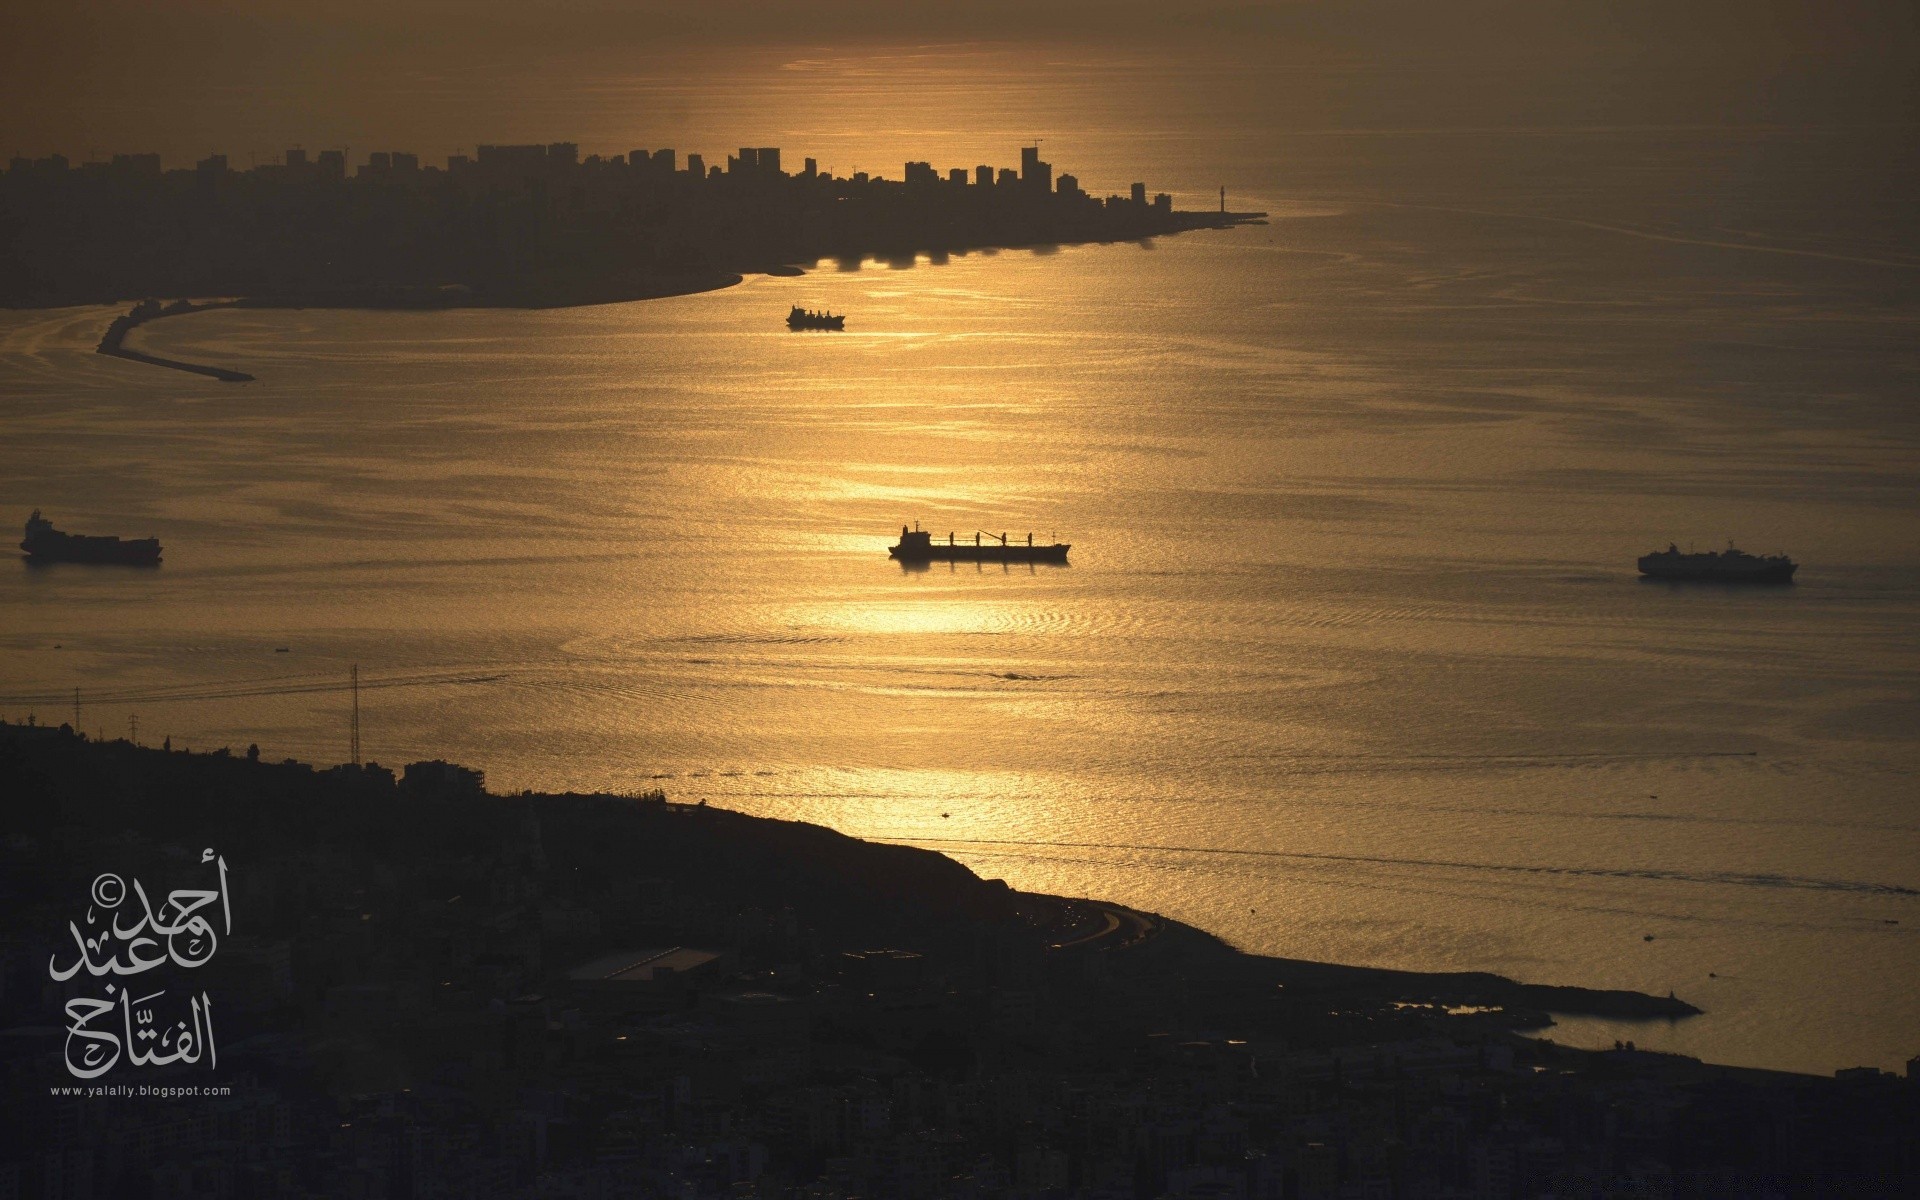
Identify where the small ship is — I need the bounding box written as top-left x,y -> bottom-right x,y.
1637,541 -> 1794,582
889,524 -> 1069,564
787,306 -> 845,331
20,509 -> 162,565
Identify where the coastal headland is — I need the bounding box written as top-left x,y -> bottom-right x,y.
11,719 -> 1915,1197
2,141 -> 1265,310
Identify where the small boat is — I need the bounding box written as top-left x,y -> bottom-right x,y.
889,524 -> 1069,563
1637,540 -> 1795,582
20,509 -> 162,565
786,306 -> 845,331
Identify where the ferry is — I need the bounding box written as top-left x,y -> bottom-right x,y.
1637,541 -> 1795,582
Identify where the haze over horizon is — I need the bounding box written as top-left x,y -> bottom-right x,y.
6,0 -> 1917,169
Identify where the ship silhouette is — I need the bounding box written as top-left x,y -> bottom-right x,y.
21,509 -> 162,565
889,524 -> 1069,564
787,305 -> 845,331
1637,540 -> 1795,582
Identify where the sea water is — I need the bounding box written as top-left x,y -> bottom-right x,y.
2,41 -> 1916,1075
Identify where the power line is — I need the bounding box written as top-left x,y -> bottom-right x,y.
0,668 -> 503,708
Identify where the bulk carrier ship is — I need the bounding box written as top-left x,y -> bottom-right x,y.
889,524 -> 1069,564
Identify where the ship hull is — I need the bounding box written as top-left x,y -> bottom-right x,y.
1637,558 -> 1794,582
787,317 -> 845,331
891,543 -> 1069,563
22,534 -> 162,565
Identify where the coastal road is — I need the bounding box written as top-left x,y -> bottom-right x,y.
1050,900 -> 1156,952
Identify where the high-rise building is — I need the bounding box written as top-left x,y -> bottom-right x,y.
1130,182 -> 1146,206
316,149 -> 345,180
756,148 -> 781,174
997,168 -> 1018,188
949,168 -> 968,185
10,153 -> 68,175
1019,145 -> 1051,195
904,161 -> 937,186
285,148 -> 307,169
653,149 -> 675,173
1057,174 -> 1079,198
547,142 -> 578,167
686,153 -> 705,178
476,145 -> 549,177
802,157 -> 817,178
975,165 -> 993,188
734,148 -> 758,172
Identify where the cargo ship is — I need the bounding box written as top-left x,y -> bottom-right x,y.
787,306 -> 845,331
889,525 -> 1069,564
20,510 -> 162,565
1637,541 -> 1794,582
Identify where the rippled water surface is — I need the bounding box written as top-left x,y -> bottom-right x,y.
3,44 -> 1917,1075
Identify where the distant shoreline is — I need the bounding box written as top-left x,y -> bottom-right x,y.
24,209 -> 1266,317
75,219 -> 1266,381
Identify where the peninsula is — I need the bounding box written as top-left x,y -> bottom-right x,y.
0,142 -> 1265,309
6,719 -> 1913,1197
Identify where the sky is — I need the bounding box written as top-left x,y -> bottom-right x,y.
3,1 -> 1915,163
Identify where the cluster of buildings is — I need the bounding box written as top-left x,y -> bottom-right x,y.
0,140 -> 1221,308
5,141 -> 1173,213
8,724 -> 1909,1198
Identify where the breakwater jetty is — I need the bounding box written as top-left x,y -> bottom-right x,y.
96,298 -> 253,381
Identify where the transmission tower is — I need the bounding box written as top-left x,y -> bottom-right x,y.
350,664 -> 361,766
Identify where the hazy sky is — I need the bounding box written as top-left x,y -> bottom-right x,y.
4,1 -> 1915,162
